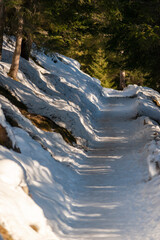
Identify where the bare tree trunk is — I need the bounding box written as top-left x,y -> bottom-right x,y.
21,34 -> 32,61
120,70 -> 126,90
8,14 -> 23,80
0,0 -> 4,60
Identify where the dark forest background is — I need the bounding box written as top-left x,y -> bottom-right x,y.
0,0 -> 160,91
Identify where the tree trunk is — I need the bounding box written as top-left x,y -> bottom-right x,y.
8,15 -> 23,80
21,0 -> 36,61
0,0 -> 4,61
120,70 -> 126,90
21,34 -> 32,61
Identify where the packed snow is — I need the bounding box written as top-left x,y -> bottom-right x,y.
0,36 -> 160,239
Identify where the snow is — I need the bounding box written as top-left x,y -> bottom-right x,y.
0,36 -> 160,239
0,159 -> 27,187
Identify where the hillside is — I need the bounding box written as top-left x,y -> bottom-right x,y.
0,37 -> 160,239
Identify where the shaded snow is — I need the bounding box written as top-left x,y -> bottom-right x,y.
0,36 -> 160,239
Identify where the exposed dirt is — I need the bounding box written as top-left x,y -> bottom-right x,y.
30,224 -> 39,232
0,225 -> 14,240
0,85 -> 76,146
0,124 -> 20,152
151,96 -> 160,107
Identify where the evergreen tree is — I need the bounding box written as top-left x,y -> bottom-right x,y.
2,0 -> 152,89
20,0 -> 37,60
21,34 -> 32,60
0,0 -> 4,60
107,0 -> 160,91
88,48 -> 111,87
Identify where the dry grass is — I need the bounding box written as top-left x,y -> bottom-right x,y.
0,224 -> 39,239
21,110 -> 53,132
0,225 -> 14,240
30,224 -> 39,232
21,110 -> 76,145
151,96 -> 160,107
0,85 -> 76,146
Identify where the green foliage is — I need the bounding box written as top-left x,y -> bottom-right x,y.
87,48 -> 111,88
3,0 -> 160,91
107,0 -> 160,91
4,0 -> 23,8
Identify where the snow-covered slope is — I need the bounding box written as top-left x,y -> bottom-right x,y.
0,37 -> 160,239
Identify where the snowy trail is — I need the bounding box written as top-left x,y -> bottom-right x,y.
2,40 -> 160,240
57,97 -> 158,240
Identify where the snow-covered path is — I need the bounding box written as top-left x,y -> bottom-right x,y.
2,40 -> 160,240
57,97 -> 160,240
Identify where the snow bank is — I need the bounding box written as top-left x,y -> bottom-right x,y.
144,119 -> 160,178
1,36 -> 104,146
0,159 -> 27,188
104,84 -> 160,179
0,181 -> 57,240
102,84 -> 140,97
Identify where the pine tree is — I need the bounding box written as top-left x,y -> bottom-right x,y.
21,34 -> 32,60
0,0 -> 4,60
107,0 -> 160,91
21,0 -> 39,60
88,48 -> 111,87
